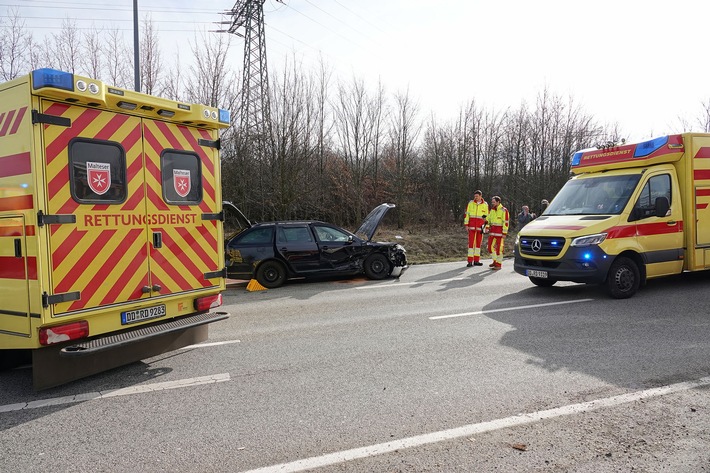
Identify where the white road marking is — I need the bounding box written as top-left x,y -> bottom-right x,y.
429,298 -> 594,320
356,277 -> 468,289
180,340 -> 241,349
0,373 -> 230,413
241,375 -> 710,473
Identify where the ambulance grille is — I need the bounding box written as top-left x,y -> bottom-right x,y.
519,236 -> 566,257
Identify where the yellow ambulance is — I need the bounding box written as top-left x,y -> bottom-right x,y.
514,133 -> 710,298
0,69 -> 230,389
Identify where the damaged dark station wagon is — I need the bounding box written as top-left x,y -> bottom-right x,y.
224,203 -> 408,288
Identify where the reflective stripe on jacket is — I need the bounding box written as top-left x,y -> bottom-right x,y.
464,200 -> 488,229
486,205 -> 509,236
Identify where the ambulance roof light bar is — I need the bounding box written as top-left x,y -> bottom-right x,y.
32,68 -> 74,92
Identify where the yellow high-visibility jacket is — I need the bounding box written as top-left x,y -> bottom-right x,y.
486,205 -> 509,237
464,199 -> 488,230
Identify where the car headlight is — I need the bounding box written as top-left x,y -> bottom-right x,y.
514,234 -> 520,246
570,233 -> 607,247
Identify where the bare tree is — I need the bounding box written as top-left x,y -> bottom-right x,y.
0,7 -> 33,80
81,26 -> 104,80
140,16 -> 162,94
103,28 -> 132,88
49,18 -> 81,73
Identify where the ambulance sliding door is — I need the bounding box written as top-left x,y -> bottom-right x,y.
142,119 -> 222,297
0,215 -> 31,335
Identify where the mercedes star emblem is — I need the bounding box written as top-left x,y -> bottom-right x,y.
531,239 -> 542,252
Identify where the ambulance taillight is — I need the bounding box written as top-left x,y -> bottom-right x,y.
194,294 -> 222,312
38,321 -> 90,346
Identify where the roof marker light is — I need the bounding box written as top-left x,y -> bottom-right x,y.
158,109 -> 175,118
634,136 -> 668,158
76,80 -> 87,92
117,101 -> 137,110
32,68 -> 74,91
88,83 -> 99,94
219,109 -> 231,124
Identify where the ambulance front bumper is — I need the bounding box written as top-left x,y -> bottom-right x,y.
514,245 -> 613,284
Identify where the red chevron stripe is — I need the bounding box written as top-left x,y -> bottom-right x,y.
68,228 -> 145,310
9,107 -> 27,135
150,246 -> 194,291
197,221 -> 218,252
0,256 -> 37,280
178,125 -> 215,176
0,109 -> 17,136
0,195 -> 33,211
94,113 -> 131,140
695,147 -> 710,159
695,170 -> 710,180
147,184 -> 170,211
100,244 -> 150,304
696,189 -> 710,197
51,227 -> 86,269
0,152 -> 31,178
176,226 -> 216,270
45,108 -> 102,165
160,231 -> 211,288
54,229 -> 117,293
698,203 -> 708,210
154,120 -> 182,149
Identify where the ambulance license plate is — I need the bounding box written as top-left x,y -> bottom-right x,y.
526,269 -> 548,278
121,304 -> 166,325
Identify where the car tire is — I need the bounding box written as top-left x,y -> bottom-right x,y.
256,260 -> 287,289
607,256 -> 640,299
529,276 -> 556,287
364,253 -> 392,280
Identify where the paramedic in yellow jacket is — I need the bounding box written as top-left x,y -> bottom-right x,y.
485,195 -> 509,270
463,190 -> 488,267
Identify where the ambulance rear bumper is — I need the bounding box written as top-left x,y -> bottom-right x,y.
59,310 -> 229,356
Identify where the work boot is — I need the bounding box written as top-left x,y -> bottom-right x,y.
489,262 -> 496,268
466,262 -> 473,267
473,262 -> 483,266
492,263 -> 502,270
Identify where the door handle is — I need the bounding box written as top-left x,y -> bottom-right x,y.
14,238 -> 22,258
153,232 -> 163,248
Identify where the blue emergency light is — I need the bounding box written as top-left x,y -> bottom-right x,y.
571,151 -> 584,167
634,135 -> 668,158
219,109 -> 231,124
32,69 -> 74,92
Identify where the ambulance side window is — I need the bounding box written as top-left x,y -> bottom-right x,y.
68,139 -> 127,204
631,174 -> 671,220
161,150 -> 202,205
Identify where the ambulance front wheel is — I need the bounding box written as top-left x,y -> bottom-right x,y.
607,257 -> 640,299
529,276 -> 556,287
256,260 -> 287,288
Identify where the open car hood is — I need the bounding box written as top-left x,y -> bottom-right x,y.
354,203 -> 395,242
223,201 -> 252,240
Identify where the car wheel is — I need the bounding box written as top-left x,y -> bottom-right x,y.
529,276 -> 556,287
256,260 -> 287,288
364,253 -> 392,280
607,257 -> 640,299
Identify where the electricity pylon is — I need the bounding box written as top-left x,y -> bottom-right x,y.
220,0 -> 281,147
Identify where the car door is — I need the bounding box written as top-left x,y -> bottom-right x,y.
276,224 -> 320,273
313,223 -> 362,271
225,225 -> 275,279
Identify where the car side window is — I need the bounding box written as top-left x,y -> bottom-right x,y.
314,225 -> 351,242
278,225 -> 313,243
236,227 -> 274,244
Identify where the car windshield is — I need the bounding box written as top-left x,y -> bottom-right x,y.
545,174 -> 642,216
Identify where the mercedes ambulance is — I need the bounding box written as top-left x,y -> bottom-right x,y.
514,133 -> 710,298
0,69 -> 230,389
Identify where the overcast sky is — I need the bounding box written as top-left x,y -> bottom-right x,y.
6,0 -> 710,142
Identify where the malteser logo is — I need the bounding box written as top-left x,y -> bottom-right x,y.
173,169 -> 191,198
87,161 -> 111,195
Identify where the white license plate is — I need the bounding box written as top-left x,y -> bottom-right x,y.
121,304 -> 166,325
526,269 -> 548,278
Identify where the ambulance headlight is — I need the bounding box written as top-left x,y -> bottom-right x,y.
88,83 -> 99,94
571,233 -> 607,247
76,80 -> 87,92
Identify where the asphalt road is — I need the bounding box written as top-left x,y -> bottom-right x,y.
2,262 -> 710,472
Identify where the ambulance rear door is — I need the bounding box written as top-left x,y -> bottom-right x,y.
0,215 -> 32,335
142,118 -> 222,298
41,100 -> 151,315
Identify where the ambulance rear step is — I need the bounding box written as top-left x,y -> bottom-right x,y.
60,311 -> 229,356
32,311 -> 229,391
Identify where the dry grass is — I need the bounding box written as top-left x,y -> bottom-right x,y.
375,224 -> 519,264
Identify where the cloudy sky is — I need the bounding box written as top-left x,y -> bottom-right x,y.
5,0 -> 710,142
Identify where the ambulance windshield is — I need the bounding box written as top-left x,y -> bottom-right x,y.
545,174 -> 642,216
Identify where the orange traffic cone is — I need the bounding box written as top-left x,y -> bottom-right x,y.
246,279 -> 267,292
